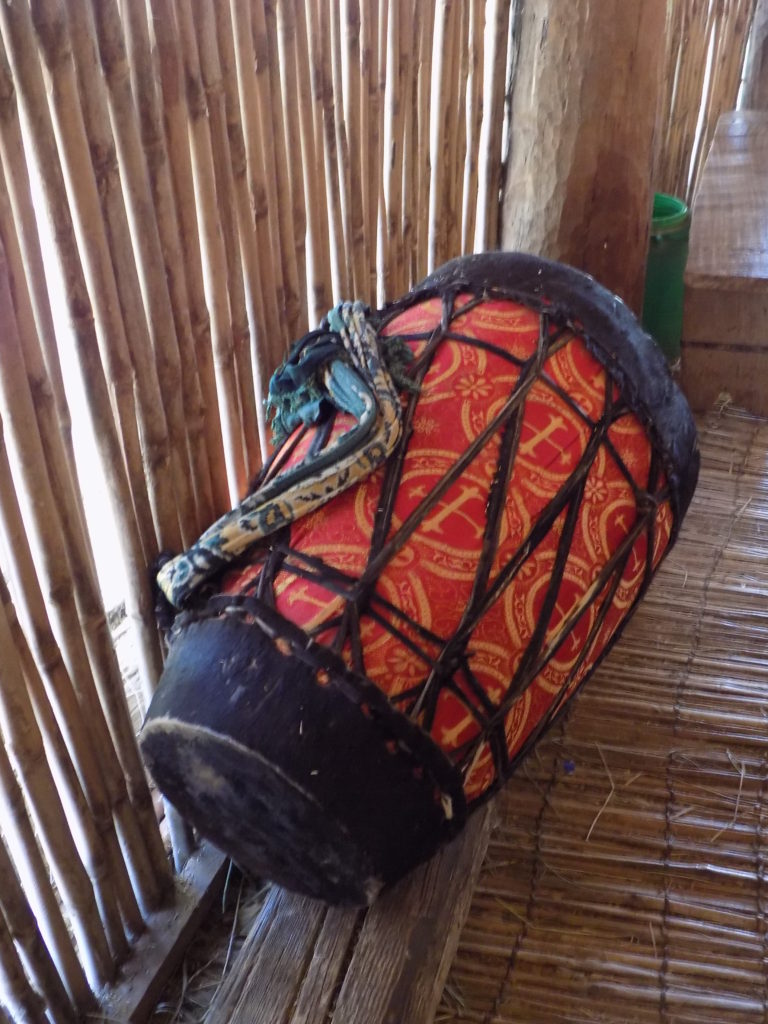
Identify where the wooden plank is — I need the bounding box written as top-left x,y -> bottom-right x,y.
329,807 -> 492,1024
685,111 -> 768,289
207,805 -> 493,1024
98,843 -> 227,1024
682,109 -> 768,413
207,890 -> 327,1024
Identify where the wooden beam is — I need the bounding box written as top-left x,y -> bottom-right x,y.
207,806 -> 493,1024
741,0 -> 768,108
98,843 -> 228,1024
501,0 -> 666,314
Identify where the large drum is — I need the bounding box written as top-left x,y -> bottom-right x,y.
142,253 -> 699,905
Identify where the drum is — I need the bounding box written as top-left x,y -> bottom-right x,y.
142,253 -> 699,905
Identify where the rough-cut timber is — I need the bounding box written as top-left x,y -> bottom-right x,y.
682,110 -> 768,415
741,0 -> 768,108
206,806 -> 492,1024
501,0 -> 666,314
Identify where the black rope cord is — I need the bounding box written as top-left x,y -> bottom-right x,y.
232,285 -> 672,798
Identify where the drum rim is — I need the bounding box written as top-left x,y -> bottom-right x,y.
381,251 -> 700,530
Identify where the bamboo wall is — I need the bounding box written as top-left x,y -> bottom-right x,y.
0,0 -> 514,1018
655,0 -> 757,204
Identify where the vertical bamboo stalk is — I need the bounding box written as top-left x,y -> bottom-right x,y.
0,191 -> 170,905
0,716 -> 91,1010
228,0 -> 287,377
376,0 -> 389,300
0,912 -> 47,1024
193,0 -> 262,478
215,0 -> 284,422
0,5 -> 166,709
314,0 -> 350,298
147,0 -> 231,516
400,0 -> 418,289
330,0 -> 355,291
343,0 -> 368,296
383,0 -> 404,295
0,574 -> 138,960
362,0 -> 379,298
477,0 -> 512,251
741,0 -> 768,107
449,0 -> 470,261
57,0 -> 184,558
293,0 -> 333,319
428,0 -> 455,271
0,40 -> 79,516
88,0 -> 203,546
462,0 -> 485,254
415,0 -> 435,280
0,829 -> 76,1024
272,0 -> 309,323
0,429 -> 167,926
166,0 -> 247,501
256,0 -> 304,339
0,572 -> 119,981
120,0 -> 215,529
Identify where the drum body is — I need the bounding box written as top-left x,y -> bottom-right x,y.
142,253 -> 699,904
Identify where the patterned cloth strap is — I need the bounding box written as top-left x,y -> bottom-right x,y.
157,301 -> 406,608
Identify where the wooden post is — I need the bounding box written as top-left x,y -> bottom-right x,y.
741,0 -> 768,107
501,0 -> 666,315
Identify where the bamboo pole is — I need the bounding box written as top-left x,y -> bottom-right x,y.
330,0 -> 355,293
147,0 -> 231,516
0,911 -> 47,1024
192,0 -> 263,479
228,0 -> 288,376
450,0 -> 470,261
477,0 -> 512,251
215,0 -> 284,419
0,2 -> 166,723
428,0 -> 455,272
272,0 -> 309,321
342,0 -> 368,297
0,575 -> 116,985
22,0 -> 164,569
0,830 -> 75,1024
0,574 -> 138,962
376,0 -> 389,300
11,0 -> 187,883
0,428 -> 167,926
0,710 -> 90,1011
415,0 -> 435,280
250,0 -> 303,340
361,0 -> 379,298
55,0 -> 185,558
0,194 -> 170,904
405,39 -> 419,287
88,0 -> 203,546
287,0 -> 332,323
120,0 -> 215,530
313,0 -> 350,299
169,0 -> 248,501
383,0 -> 404,295
0,38 -> 80,514
462,0 -> 485,254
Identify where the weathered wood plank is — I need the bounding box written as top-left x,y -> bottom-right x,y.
682,110 -> 768,413
330,807 -> 492,1024
98,842 -> 227,1024
207,805 -> 493,1024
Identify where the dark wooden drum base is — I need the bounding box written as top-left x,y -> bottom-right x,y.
142,600 -> 466,904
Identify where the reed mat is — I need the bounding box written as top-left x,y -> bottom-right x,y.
437,406 -> 768,1023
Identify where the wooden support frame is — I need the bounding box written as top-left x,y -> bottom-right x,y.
205,806 -> 493,1024
97,843 -> 228,1024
